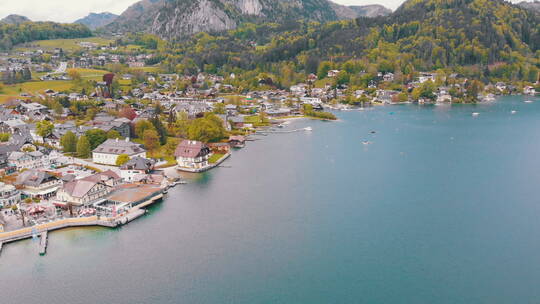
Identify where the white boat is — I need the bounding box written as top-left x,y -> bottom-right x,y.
304,127 -> 313,131
511,110 -> 517,114
524,100 -> 534,103
472,112 -> 480,117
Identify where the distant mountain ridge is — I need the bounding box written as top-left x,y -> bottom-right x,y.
75,12 -> 118,30
518,1 -> 540,13
0,14 -> 31,25
106,0 -> 391,40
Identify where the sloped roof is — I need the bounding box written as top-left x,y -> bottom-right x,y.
93,139 -> 146,155
174,140 -> 210,158
62,180 -> 97,198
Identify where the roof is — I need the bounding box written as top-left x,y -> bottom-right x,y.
82,170 -> 121,183
62,180 -> 98,198
120,156 -> 155,171
93,139 -> 146,156
16,169 -> 57,187
174,140 -> 210,158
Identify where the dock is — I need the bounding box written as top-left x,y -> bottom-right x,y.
0,242 -> 3,255
39,231 -> 48,256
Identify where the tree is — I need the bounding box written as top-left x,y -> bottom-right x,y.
213,103 -> 225,114
36,120 -> 54,138
60,131 -> 77,153
116,154 -> 130,166
76,135 -> 91,158
0,133 -> 10,142
143,129 -> 160,151
107,130 -> 122,139
150,116 -> 167,145
135,119 -> 156,138
68,69 -> 82,83
119,106 -> 137,121
187,113 -> 226,143
85,129 -> 107,150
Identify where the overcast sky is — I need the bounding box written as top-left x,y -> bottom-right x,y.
0,0 -> 532,23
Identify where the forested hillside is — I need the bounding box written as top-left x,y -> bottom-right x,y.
0,22 -> 92,50
145,0 -> 539,86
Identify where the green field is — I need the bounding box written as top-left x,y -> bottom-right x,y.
0,81 -> 73,102
14,37 -> 113,52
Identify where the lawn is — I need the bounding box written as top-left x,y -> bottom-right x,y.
0,80 -> 73,102
14,37 -> 113,52
209,153 -> 226,164
244,115 -> 270,127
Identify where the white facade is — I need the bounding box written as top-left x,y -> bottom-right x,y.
0,182 -> 21,208
93,151 -> 147,166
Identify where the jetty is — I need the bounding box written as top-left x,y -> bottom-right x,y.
39,232 -> 48,256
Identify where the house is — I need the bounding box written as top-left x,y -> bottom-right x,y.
120,157 -> 156,182
175,140 -> 211,171
8,151 -> 49,170
92,138 -> 147,165
524,86 -> 536,95
327,70 -> 341,78
229,135 -> 246,148
417,73 -> 437,84
16,169 -> 62,199
56,171 -> 121,206
0,182 -> 21,208
383,73 -> 395,82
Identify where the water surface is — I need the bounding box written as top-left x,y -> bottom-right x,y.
2,96 -> 540,303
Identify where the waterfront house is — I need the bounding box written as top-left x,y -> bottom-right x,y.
0,182 -> 21,208
524,86 -> 536,95
120,157 -> 156,182
175,140 -> 211,171
92,138 -> 147,165
229,135 -> 246,148
56,171 -> 121,206
15,169 -> 62,199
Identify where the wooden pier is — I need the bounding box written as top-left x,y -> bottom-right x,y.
39,231 -> 48,256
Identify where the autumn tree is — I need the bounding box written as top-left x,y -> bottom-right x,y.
76,135 -> 91,158
60,131 -> 77,153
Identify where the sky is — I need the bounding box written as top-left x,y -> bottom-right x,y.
0,0 -> 532,23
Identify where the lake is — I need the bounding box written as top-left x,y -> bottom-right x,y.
2,96 -> 540,303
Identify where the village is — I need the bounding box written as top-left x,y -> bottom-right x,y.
0,37 -> 539,254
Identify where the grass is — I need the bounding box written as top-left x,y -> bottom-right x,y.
0,68 -> 108,102
209,153 -> 226,164
0,81 -> 73,102
14,37 -> 113,52
244,115 -> 271,127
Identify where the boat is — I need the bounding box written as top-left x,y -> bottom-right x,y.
511,110 -> 517,114
362,141 -> 372,145
524,100 -> 534,103
304,127 -> 313,131
472,112 -> 480,117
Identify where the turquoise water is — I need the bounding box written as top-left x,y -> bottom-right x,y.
2,96 -> 540,303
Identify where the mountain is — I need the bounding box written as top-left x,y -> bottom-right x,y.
107,0 -> 389,40
518,1 -> 540,13
0,14 -> 31,25
163,0 -> 539,77
75,12 -> 118,30
349,4 -> 392,17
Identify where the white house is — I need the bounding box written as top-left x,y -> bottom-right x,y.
8,151 -> 49,171
175,140 -> 211,171
56,171 -> 121,206
92,138 -> 147,166
120,157 -> 156,182
0,182 -> 21,208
